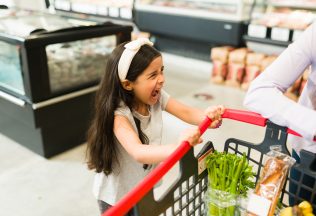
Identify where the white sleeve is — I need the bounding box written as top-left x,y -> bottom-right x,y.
160,89 -> 170,110
243,22 -> 316,141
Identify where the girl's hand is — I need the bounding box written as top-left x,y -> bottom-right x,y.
178,128 -> 203,147
205,105 -> 225,129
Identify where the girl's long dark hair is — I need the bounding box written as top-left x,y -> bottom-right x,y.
86,42 -> 161,175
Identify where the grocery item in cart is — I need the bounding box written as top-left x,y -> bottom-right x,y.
205,150 -> 255,216
248,147 -> 296,216
280,200 -> 314,216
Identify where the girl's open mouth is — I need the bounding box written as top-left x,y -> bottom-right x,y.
151,89 -> 160,100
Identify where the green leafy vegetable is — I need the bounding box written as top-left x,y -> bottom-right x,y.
205,150 -> 255,216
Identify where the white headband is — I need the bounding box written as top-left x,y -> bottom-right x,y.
117,38 -> 154,81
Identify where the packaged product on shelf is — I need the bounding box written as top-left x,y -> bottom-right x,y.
241,53 -> 266,90
247,146 -> 296,216
210,46 -> 234,84
299,67 -> 311,95
226,48 -> 248,87
285,76 -> 302,101
261,55 -> 278,71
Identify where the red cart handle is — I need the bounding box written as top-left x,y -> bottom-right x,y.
222,109 -> 315,140
103,109 -> 312,216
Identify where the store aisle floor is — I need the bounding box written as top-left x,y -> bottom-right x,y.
0,53 -> 265,216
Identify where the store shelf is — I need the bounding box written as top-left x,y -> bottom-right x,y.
267,0 -> 316,10
135,4 -> 248,22
54,0 -> 133,20
243,35 -> 291,47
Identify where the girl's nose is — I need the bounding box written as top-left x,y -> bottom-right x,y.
158,74 -> 165,84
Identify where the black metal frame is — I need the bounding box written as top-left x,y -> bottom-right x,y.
133,142 -> 215,216
224,121 -> 316,210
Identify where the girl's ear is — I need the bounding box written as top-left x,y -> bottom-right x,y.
121,80 -> 133,91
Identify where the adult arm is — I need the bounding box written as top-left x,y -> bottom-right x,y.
244,23 -> 316,141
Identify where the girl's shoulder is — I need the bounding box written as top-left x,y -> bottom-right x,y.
115,102 -> 132,117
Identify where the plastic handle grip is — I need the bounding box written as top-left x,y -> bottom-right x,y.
103,117 -> 212,216
223,109 -> 316,141
222,108 -> 267,126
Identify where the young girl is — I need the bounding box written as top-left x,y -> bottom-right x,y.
86,38 -> 224,214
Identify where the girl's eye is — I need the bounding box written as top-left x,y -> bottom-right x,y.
149,72 -> 157,79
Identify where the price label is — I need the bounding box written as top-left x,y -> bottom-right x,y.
72,3 -> 97,14
292,30 -> 303,41
271,27 -> 290,41
248,24 -> 267,38
109,7 -> 119,17
97,6 -> 108,16
55,0 -> 71,11
120,8 -> 132,19
247,193 -> 271,216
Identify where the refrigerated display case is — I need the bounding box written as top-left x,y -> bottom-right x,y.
53,0 -> 134,21
134,0 -> 252,60
244,0 -> 316,52
0,8 -> 132,157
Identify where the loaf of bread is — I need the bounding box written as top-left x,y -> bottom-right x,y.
254,157 -> 288,216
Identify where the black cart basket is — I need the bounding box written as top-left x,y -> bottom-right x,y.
104,109 -> 316,216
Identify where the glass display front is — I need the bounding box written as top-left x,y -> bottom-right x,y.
0,12 -> 80,38
0,41 -> 24,94
137,0 -> 241,15
46,35 -> 116,93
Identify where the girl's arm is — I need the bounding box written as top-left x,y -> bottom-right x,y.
244,22 -> 316,141
165,98 -> 223,128
113,115 -> 202,164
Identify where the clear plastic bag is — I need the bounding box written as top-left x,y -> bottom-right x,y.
204,187 -> 240,216
248,146 -> 296,216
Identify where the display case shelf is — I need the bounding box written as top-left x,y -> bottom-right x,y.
54,0 -> 133,21
134,0 -> 251,60
267,0 -> 316,10
244,0 -> 316,52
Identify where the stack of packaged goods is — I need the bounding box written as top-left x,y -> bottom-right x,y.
225,48 -> 248,88
241,53 -> 266,90
284,67 -> 311,101
210,46 -> 309,101
210,46 -> 234,84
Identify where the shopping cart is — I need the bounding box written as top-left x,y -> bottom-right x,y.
104,109 -> 316,216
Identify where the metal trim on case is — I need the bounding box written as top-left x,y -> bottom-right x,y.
32,85 -> 98,110
0,90 -> 26,107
